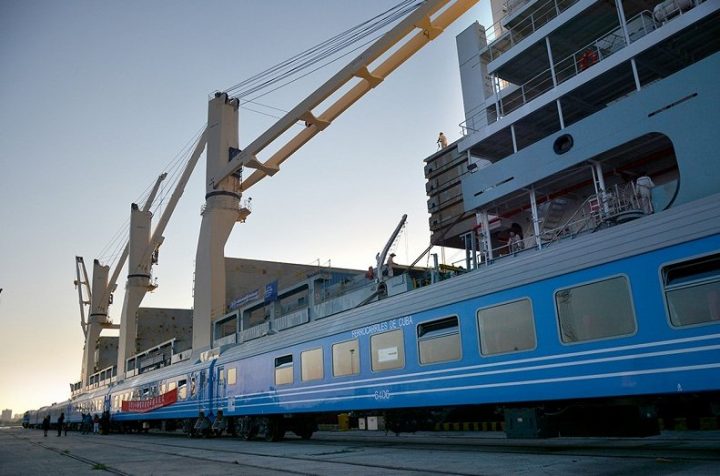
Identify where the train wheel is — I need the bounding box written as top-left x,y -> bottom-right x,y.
237,417 -> 257,441
292,418 -> 315,440
261,417 -> 284,442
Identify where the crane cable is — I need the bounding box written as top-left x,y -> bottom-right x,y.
96,125 -> 206,268
226,1 -> 421,101
97,1 -> 424,265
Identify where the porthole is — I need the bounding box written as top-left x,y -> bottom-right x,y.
553,134 -> 574,154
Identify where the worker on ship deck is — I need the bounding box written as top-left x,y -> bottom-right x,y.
385,253 -> 397,277
437,132 -> 448,149
635,172 -> 655,214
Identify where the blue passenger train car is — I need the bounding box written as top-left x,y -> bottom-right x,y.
26,0 -> 720,440
101,194 -> 719,439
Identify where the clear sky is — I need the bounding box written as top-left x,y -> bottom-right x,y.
0,1 -> 492,415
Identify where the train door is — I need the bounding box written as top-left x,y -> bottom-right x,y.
214,365 -> 227,413
198,369 -> 208,414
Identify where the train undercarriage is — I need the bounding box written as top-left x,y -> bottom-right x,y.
97,392 -> 720,441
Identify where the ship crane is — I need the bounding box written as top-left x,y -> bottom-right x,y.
190,0 -> 479,353
73,256 -> 91,338
115,133 -> 208,378
78,172 -> 166,387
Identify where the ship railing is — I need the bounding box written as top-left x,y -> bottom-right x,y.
472,185 -> 646,267
540,184 -> 642,246
540,195 -> 599,245
460,8 -> 670,137
482,0 -> 703,62
484,0 -> 581,61
506,10 -> 656,113
554,10 -> 658,85
199,196 -> 252,218
653,0 -> 705,24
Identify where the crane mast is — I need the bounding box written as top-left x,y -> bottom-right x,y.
79,172 -> 166,387
191,0 -> 480,353
116,131 -> 208,378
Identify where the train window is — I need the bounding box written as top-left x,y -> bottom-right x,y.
555,276 -> 636,343
178,379 -> 187,400
477,299 -> 536,356
301,348 -> 324,382
218,368 -> 225,383
417,316 -> 461,364
168,381 -> 176,391
275,355 -> 294,385
332,339 -> 360,377
663,253 -> 720,326
228,367 -> 237,385
371,329 -> 405,371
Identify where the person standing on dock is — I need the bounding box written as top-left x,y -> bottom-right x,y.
57,412 -> 65,437
42,415 -> 50,437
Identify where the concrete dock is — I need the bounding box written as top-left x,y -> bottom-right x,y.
2,426 -> 719,475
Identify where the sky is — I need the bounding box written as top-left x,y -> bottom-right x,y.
0,0 -> 492,415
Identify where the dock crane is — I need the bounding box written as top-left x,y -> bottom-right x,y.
76,173 -> 166,387
190,0 -> 480,353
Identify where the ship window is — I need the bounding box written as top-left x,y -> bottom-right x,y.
275,355 -> 294,386
477,299 -> 536,355
553,134 -> 574,154
663,254 -> 720,327
556,276 -> 636,343
371,329 -> 405,371
332,339 -> 360,377
301,348 -> 324,382
417,316 -> 461,364
178,379 -> 187,400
